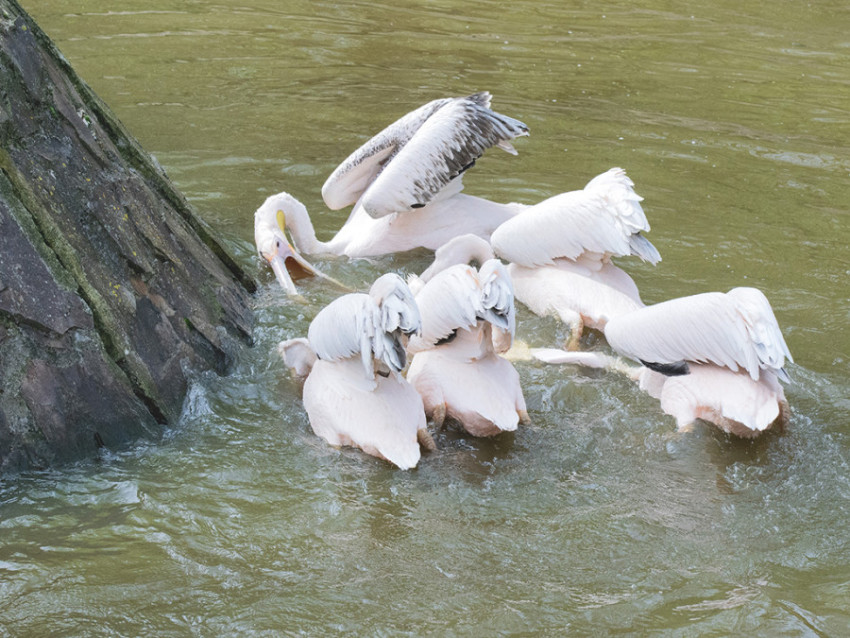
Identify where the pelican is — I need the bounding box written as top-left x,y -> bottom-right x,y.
490,167 -> 662,349
406,259 -> 529,437
534,287 -> 793,436
278,273 -> 435,469
253,92 -> 528,285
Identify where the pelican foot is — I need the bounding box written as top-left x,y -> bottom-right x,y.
518,409 -> 531,425
431,403 -> 447,429
677,421 -> 697,434
565,321 -> 583,351
417,428 -> 437,452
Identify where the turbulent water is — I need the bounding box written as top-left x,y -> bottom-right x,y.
3,0 -> 849,634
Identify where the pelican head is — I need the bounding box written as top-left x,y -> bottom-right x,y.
419,233 -> 496,283
253,193 -> 344,295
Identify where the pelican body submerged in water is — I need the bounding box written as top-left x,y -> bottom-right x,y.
490,167 -> 661,349
406,252 -> 529,437
409,168 -> 662,349
278,273 -> 435,468
535,287 -> 793,437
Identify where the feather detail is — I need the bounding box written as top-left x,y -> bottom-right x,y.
478,259 -> 516,342
412,264 -> 483,349
409,258 -> 518,356
604,288 -> 792,381
307,274 -> 421,381
322,92 -> 528,217
491,167 -> 661,268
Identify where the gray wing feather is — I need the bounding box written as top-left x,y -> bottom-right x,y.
360,96 -> 528,217
322,92 -> 528,217
478,259 -> 516,338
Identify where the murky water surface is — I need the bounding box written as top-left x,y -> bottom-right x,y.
4,0 -> 850,634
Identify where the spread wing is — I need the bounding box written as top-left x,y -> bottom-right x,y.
308,274 -> 422,380
411,260 -> 516,352
322,92 -> 528,217
491,167 -> 661,268
604,287 -> 793,381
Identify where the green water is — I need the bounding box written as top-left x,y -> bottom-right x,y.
3,0 -> 849,634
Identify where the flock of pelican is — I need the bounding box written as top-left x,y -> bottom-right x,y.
257,91 -> 794,468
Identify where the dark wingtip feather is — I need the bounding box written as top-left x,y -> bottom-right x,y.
640,359 -> 690,376
435,329 -> 459,347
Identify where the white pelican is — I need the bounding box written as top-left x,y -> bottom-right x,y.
534,287 -> 793,436
406,259 -> 529,437
278,274 -> 435,469
490,167 -> 662,349
254,92 -> 528,278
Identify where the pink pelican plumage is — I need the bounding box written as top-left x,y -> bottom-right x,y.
535,287 -> 793,437
278,273 -> 435,468
406,255 -> 529,437
490,167 -> 661,349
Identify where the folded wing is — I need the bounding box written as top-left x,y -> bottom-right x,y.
491,167 -> 660,267
604,287 -> 792,381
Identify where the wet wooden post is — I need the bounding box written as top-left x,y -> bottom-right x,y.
0,0 -> 256,472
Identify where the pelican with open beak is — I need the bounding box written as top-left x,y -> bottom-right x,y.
252,92 -> 528,266
254,205 -> 347,295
